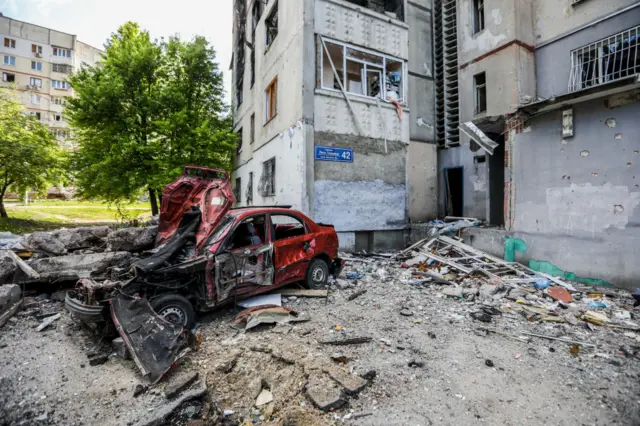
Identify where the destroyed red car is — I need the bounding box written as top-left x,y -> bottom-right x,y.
66,166 -> 343,329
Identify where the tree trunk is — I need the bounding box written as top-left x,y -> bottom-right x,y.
149,187 -> 159,216
0,186 -> 7,218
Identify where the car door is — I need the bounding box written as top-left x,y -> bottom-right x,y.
270,213 -> 317,284
213,215 -> 274,302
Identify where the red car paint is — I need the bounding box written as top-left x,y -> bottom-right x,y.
157,166 -> 236,252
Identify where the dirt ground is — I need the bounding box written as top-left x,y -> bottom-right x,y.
1,257 -> 639,426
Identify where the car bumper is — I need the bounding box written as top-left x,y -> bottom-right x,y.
330,258 -> 344,278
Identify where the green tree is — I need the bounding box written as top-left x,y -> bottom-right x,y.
0,91 -> 64,218
67,22 -> 235,216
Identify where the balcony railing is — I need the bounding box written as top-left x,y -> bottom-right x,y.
568,25 -> 639,92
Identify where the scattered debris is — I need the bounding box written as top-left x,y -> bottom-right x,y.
35,313 -> 60,331
347,289 -> 367,301
238,293 -> 282,308
233,305 -> 305,331
133,381 -> 207,426
278,289 -> 328,298
255,388 -> 273,406
485,359 -> 494,367
88,354 -> 109,366
408,359 -> 425,368
320,336 -> 373,345
166,372 -> 199,399
325,367 -> 368,395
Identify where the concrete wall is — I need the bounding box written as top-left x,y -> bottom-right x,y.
232,0 -> 307,208
438,145 -> 488,220
408,141 -> 438,222
534,7 -> 640,99
534,0 -> 639,45
507,95 -> 640,290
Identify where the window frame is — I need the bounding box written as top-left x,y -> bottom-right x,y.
260,157 -> 276,197
474,72 -> 487,115
319,38 -> 407,104
236,127 -> 243,154
264,76 -> 278,124
250,113 -> 255,144
52,47 -> 71,58
265,1 -> 279,49
3,55 -> 16,66
234,177 -> 242,202
30,94 -> 40,105
269,213 -> 309,242
52,80 -> 70,90
31,61 -> 43,72
2,72 -> 15,83
4,38 -> 16,48
29,77 -> 42,88
32,44 -> 43,54
473,0 -> 485,34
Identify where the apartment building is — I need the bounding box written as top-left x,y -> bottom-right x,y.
434,0 -> 640,288
231,0 -> 437,251
0,14 -> 102,149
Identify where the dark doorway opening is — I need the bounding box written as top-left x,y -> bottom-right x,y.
488,134 -> 505,226
444,167 -> 463,217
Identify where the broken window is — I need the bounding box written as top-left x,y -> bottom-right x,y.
344,0 -> 404,21
234,0 -> 247,108
54,114 -> 62,122
4,38 -> 15,48
258,157 -> 275,197
568,25 -> 640,92
234,177 -> 241,202
270,215 -> 307,241
250,113 -> 255,144
265,77 -> 277,123
230,215 -> 267,249
473,0 -> 485,34
246,172 -> 253,205
252,0 -> 264,33
265,1 -> 278,49
474,72 -> 487,114
236,128 -> 243,154
320,39 -> 405,103
30,112 -> 41,121
2,72 -> 15,83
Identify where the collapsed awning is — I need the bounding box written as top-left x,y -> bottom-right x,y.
459,121 -> 499,155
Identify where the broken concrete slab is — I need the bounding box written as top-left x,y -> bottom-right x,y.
24,226 -> 110,255
165,372 -> 199,399
0,299 -> 22,328
305,376 -> 346,411
442,287 -> 463,298
28,252 -> 132,281
106,226 -> 158,252
134,381 -> 207,426
0,284 -> 21,307
325,367 -> 368,395
0,251 -> 18,284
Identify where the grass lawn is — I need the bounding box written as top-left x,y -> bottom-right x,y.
0,199 -> 152,234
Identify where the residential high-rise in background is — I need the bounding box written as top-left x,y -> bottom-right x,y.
0,14 -> 102,150
231,0 -> 437,252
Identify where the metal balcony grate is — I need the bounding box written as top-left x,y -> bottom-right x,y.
568,25 -> 640,92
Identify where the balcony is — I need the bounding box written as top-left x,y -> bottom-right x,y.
568,25 -> 640,92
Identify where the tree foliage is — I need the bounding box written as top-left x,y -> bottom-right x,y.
0,90 -> 64,218
67,22 -> 235,215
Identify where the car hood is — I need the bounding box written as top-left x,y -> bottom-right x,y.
156,166 -> 236,252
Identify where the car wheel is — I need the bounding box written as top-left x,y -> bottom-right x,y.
150,294 -> 196,329
305,258 -> 329,290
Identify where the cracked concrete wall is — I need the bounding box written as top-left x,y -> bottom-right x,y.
509,95 -> 640,289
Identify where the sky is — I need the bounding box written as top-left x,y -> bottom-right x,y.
1,0 -> 234,103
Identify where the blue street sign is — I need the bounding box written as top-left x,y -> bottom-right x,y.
314,146 -> 354,163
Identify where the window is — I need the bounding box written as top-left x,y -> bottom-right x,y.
52,80 -> 70,90
474,72 -> 487,114
30,94 -> 40,105
259,157 -> 275,197
31,61 -> 43,71
345,0 -> 404,20
2,72 -> 15,83
4,38 -> 15,48
52,47 -> 71,57
3,55 -> 16,66
30,112 -> 41,120
250,113 -> 255,144
246,172 -> 253,205
51,128 -> 71,139
52,96 -> 66,105
236,128 -> 243,154
265,77 -> 277,123
52,63 -> 72,74
270,214 -> 307,241
29,77 -> 42,88
54,114 -> 62,122
32,44 -> 43,55
229,215 -> 267,249
252,0 -> 264,33
473,0 -> 485,34
265,1 -> 278,48
234,177 -> 241,202
320,40 -> 405,103
568,25 -> 640,92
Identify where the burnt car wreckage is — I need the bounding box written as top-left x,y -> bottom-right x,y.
63,166 -> 343,381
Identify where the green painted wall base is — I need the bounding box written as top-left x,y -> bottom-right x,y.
528,260 -> 613,288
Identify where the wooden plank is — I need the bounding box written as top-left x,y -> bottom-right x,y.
3,249 -> 40,279
36,313 -> 60,331
278,289 -> 328,298
0,299 -> 23,328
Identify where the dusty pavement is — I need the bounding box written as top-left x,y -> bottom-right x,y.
1,256 -> 640,426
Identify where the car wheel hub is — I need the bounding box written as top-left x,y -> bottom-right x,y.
157,306 -> 186,326
312,267 -> 325,283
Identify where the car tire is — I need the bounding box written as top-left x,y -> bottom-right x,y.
150,294 -> 196,329
305,258 -> 329,290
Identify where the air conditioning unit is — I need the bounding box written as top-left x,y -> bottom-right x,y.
35,52 -> 42,58
26,84 -> 38,90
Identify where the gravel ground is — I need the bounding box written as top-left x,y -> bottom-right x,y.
1,257 -> 639,426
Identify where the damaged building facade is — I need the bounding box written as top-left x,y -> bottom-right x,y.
231,0 -> 438,252
435,0 -> 640,289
